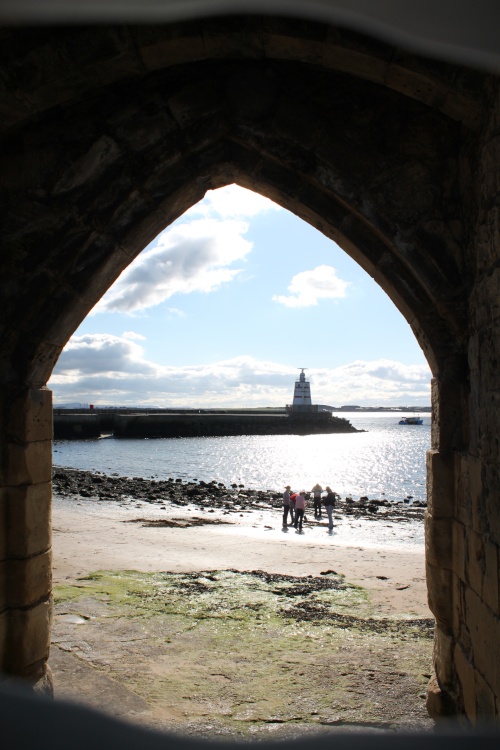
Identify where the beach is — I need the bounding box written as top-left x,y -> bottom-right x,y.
50,472 -> 434,738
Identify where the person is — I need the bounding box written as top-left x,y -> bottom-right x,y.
323,486 -> 337,531
312,483 -> 323,518
289,491 -> 297,524
282,485 -> 293,527
294,490 -> 307,532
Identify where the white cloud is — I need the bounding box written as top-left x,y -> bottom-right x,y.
185,184 -> 281,219
122,331 -> 146,340
91,185 -> 281,317
312,360 -> 431,406
272,265 -> 351,308
50,335 -> 431,408
94,218 -> 252,315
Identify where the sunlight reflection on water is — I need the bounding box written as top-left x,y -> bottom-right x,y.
53,413 -> 430,505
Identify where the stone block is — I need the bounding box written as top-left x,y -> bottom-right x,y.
0,608 -> 7,666
6,387 -> 52,443
456,459 -> 472,528
5,597 -> 52,672
1,483 -> 51,558
425,512 -> 452,568
475,668 -> 497,719
426,561 -> 453,630
485,472 -> 500,548
464,587 -> 500,694
0,491 -> 5,562
479,136 -> 500,209
482,540 -> 499,613
451,520 -> 466,581
434,628 -> 455,687
454,643 -> 477,721
426,449 -> 455,517
426,674 -> 458,719
452,572 -> 465,637
0,550 -> 51,609
4,440 -> 52,487
455,454 -> 485,534
474,206 -> 500,273
467,529 -> 486,597
32,663 -> 54,697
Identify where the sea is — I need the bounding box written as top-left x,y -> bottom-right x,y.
53,412 -> 430,505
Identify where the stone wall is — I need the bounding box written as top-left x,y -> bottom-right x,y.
453,81 -> 500,720
0,19 -> 499,723
0,387 -> 53,694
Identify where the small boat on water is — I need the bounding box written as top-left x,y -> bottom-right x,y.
399,415 -> 423,425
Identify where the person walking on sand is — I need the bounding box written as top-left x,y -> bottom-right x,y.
294,490 -> 307,533
282,485 -> 293,528
322,486 -> 337,531
312,483 -> 323,519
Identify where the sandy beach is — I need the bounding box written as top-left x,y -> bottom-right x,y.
52,493 -> 431,619
49,483 -> 434,738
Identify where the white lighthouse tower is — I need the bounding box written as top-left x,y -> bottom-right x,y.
292,369 -> 313,412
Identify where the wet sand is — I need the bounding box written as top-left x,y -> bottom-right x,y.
52,494 -> 431,618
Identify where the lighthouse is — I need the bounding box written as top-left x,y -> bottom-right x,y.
291,369 -> 313,412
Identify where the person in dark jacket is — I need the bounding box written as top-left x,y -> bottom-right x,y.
322,486 -> 337,531
282,485 -> 293,527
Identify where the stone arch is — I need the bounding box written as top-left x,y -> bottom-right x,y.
0,18 -> 498,723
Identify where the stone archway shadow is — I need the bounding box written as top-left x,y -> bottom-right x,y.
0,15 -> 499,729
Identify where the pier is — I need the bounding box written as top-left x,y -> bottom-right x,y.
53,407 -> 357,439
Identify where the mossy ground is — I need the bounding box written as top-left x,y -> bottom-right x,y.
51,570 -> 434,739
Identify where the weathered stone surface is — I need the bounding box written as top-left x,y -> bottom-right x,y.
426,449 -> 455,517
475,667 -> 498,719
0,609 -> 7,665
6,387 -> 52,444
0,550 -> 52,610
426,674 -> 457,719
1,483 -> 51,559
433,628 -> 455,688
451,520 -> 466,582
454,643 -> 477,721
456,454 -> 484,535
6,598 -> 52,672
426,562 -> 453,631
3,441 -> 52,487
0,18 -> 498,721
464,587 -> 500,697
425,512 -> 452,569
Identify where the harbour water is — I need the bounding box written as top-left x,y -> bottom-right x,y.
53,412 -> 430,505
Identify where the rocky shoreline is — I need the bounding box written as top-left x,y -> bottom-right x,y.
52,467 -> 426,523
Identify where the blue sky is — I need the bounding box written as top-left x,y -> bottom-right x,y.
49,185 -> 431,407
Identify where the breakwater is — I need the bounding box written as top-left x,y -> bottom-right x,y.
53,408 -> 358,439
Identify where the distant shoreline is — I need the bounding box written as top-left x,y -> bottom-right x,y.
55,405 -> 432,412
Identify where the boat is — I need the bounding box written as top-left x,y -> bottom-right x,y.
399,415 -> 423,425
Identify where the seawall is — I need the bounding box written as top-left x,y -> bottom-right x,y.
53,409 -> 358,439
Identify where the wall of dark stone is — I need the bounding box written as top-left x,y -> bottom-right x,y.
0,18 -> 499,721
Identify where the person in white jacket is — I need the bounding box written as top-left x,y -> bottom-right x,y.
294,491 -> 307,532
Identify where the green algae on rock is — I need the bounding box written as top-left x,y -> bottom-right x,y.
51,569 -> 434,738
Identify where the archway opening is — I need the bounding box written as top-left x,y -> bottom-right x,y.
48,184 -> 435,736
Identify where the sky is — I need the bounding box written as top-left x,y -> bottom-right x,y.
48,185 -> 432,408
